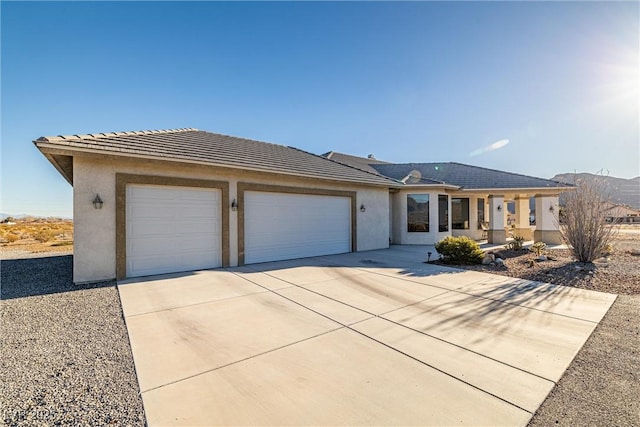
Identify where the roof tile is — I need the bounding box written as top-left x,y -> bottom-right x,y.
35,128 -> 397,186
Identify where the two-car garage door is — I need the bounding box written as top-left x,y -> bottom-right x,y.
244,191 -> 351,264
125,185 -> 352,277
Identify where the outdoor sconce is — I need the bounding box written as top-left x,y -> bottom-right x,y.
497,205 -> 502,212
549,205 -> 555,213
231,199 -> 238,211
360,204 -> 366,212
92,194 -> 103,209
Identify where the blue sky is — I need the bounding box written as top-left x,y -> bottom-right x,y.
2,1 -> 638,218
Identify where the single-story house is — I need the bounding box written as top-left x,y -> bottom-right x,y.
604,203 -> 640,224
35,128 -> 569,283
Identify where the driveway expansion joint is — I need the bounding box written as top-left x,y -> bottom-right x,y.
231,267 -> 546,414
140,326 -> 345,394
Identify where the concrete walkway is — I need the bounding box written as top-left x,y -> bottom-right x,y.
118,246 -> 616,426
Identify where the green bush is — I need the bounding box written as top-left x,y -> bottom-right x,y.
434,236 -> 484,265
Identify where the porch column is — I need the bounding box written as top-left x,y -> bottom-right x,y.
468,196 -> 481,240
534,195 -> 562,244
514,196 -> 533,240
488,195 -> 506,244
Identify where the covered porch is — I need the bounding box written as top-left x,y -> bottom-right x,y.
450,191 -> 563,245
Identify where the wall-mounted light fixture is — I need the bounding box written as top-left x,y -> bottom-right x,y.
360,204 -> 366,212
497,205 -> 502,212
549,205 -> 555,213
92,194 -> 103,209
231,199 -> 238,211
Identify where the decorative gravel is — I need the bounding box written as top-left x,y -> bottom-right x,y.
436,233 -> 640,296
0,256 -> 145,426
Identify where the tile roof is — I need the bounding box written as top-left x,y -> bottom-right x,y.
34,129 -> 398,186
321,151 -> 390,175
370,162 -> 570,189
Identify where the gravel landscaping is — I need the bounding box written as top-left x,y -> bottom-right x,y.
0,256 -> 145,426
437,233 -> 640,296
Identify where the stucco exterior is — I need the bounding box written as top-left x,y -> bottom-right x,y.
37,130 -> 570,284
534,195 -> 562,245
390,189 -> 451,245
73,154 -> 389,283
450,194 -> 485,241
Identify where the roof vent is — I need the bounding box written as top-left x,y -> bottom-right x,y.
367,154 -> 376,159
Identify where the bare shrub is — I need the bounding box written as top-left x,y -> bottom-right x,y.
33,229 -> 56,243
559,175 -> 618,262
5,233 -> 20,243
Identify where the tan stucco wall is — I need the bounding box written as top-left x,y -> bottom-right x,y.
73,155 -> 389,283
73,159 -> 117,283
357,187 -> 390,251
450,194 -> 484,241
390,190 -> 450,245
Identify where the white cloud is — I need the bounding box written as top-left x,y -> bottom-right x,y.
469,139 -> 509,157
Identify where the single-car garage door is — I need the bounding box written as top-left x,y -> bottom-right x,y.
126,184 -> 222,277
244,191 -> 351,264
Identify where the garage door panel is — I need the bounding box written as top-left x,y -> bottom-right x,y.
128,235 -> 219,256
126,252 -> 217,278
128,218 -> 219,237
244,192 -> 351,264
126,185 -> 222,277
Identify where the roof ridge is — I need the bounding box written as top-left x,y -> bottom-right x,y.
287,146 -> 401,184
37,127 -> 198,142
326,150 -> 390,164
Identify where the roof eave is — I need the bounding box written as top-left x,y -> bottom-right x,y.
398,183 -> 461,190
452,186 -> 574,193
34,142 -> 396,188
34,142 -> 73,185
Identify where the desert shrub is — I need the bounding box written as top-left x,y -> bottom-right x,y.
504,235 -> 525,250
559,175 -> 618,262
33,229 -> 56,243
435,236 -> 484,264
5,233 -> 20,243
530,241 -> 547,256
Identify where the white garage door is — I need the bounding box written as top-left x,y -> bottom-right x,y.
244,191 -> 351,264
126,184 -> 222,278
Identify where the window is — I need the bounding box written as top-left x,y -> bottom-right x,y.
452,198 -> 469,229
477,198 -> 485,225
407,194 -> 429,232
439,195 -> 448,232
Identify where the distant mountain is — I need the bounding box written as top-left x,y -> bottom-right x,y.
0,213 -> 30,220
0,213 -> 72,221
551,173 -> 640,209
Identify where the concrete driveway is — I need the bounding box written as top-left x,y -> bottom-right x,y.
118,246 -> 616,426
